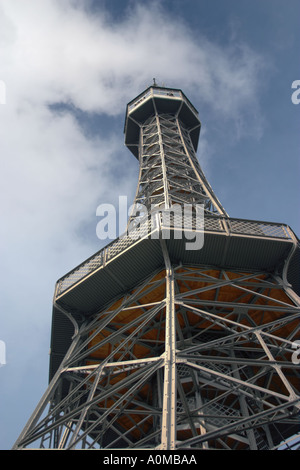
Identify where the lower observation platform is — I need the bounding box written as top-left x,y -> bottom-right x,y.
49,214 -> 299,381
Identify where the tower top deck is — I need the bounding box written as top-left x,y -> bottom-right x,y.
124,85 -> 201,158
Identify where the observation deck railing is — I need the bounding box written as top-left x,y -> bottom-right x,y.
55,213 -> 295,298
127,86 -> 199,117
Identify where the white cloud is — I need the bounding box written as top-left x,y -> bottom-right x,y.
0,0 -> 267,448
1,0 -> 265,114
0,0 -> 266,272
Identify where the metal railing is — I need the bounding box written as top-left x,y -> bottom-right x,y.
55,214 -> 294,298
128,86 -> 198,117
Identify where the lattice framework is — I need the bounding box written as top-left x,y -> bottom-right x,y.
14,261 -> 300,450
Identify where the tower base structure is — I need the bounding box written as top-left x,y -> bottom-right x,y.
13,214 -> 300,450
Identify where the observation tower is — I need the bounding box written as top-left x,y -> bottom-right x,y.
14,84 -> 300,450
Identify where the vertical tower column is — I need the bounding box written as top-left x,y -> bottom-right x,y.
160,238 -> 177,449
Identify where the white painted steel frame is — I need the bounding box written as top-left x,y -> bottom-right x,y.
13,259 -> 300,450
13,86 -> 300,450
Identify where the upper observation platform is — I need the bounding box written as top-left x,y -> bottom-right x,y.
124,85 -> 201,158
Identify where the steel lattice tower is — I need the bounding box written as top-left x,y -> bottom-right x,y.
14,85 -> 300,450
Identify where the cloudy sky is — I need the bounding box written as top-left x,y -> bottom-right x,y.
0,0 -> 299,449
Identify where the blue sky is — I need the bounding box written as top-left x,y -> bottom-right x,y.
0,0 -> 299,450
